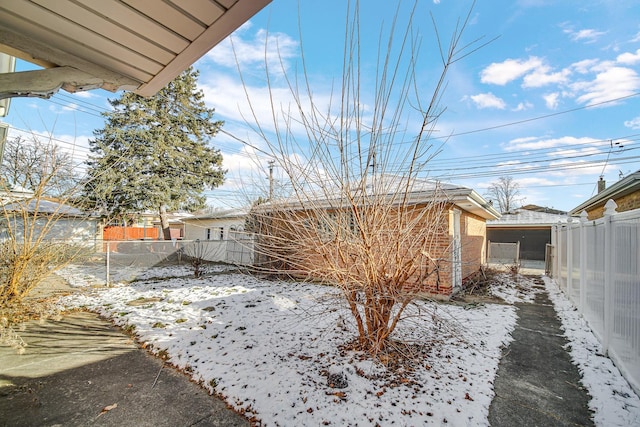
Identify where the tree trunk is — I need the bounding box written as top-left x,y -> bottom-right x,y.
159,205 -> 172,240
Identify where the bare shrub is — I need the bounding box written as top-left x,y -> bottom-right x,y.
243,2 -> 489,355
1,132 -> 92,317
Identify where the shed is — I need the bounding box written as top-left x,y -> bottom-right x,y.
486,205 -> 567,263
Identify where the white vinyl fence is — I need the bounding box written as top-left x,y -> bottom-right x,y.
551,200 -> 640,394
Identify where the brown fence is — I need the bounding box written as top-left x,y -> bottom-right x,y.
103,226 -> 159,240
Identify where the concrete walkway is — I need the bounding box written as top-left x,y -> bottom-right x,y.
488,277 -> 594,426
0,311 -> 248,427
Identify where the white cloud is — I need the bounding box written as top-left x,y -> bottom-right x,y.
548,146 -> 602,159
220,145 -> 267,191
496,160 -> 523,167
516,176 -> 557,187
502,135 -> 601,151
543,92 -> 560,109
522,66 -> 571,88
480,56 -> 544,85
571,59 -> 600,74
617,48 -> 640,65
206,26 -> 298,70
469,92 -> 506,109
70,91 -> 95,99
547,159 -> 608,176
573,66 -> 640,106
624,116 -> 640,129
513,101 -> 533,111
565,28 -> 607,43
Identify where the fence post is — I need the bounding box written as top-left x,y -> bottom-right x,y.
106,240 -> 111,286
555,222 -> 563,284
550,224 -> 557,278
566,217 -> 574,296
579,211 -> 588,312
603,199 -> 618,355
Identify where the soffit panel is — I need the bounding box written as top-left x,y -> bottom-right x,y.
31,0 -> 176,63
122,0 -> 208,40
0,0 -> 271,96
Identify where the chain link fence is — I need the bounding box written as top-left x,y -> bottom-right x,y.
60,235 -> 256,285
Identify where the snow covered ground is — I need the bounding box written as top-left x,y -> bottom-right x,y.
58,265 -> 640,426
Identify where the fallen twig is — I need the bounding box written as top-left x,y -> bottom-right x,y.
152,362 -> 164,388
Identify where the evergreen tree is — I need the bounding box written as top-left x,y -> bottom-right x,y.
83,68 -> 226,239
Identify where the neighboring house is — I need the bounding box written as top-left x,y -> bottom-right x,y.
151,211 -> 193,240
252,179 -> 499,297
0,184 -> 33,203
486,204 -> 568,263
183,208 -> 248,241
570,170 -> 640,220
180,208 -> 250,264
1,197 -> 98,244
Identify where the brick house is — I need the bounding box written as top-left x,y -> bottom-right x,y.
569,170 -> 640,220
252,178 -> 499,297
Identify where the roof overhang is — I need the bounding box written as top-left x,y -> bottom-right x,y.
487,223 -> 555,229
254,187 -> 501,221
569,171 -> 640,215
448,189 -> 501,220
0,0 -> 271,99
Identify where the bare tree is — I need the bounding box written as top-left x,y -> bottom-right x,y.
485,176 -> 523,213
1,134 -> 89,309
1,135 -> 80,198
243,2 -> 489,355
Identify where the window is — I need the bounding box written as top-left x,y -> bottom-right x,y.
206,226 -> 225,240
315,210 -> 360,241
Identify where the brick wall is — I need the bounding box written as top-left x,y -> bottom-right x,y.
255,203 -> 488,297
585,190 -> 640,219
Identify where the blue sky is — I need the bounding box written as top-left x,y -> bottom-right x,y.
3,0 -> 640,212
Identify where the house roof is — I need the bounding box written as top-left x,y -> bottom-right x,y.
2,198 -> 91,218
185,208 -> 248,221
569,169 -> 640,215
257,176 -> 501,220
0,184 -> 34,202
487,207 -> 568,228
0,0 -> 271,98
518,204 -> 566,215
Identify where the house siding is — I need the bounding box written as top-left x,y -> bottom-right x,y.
183,217 -> 245,241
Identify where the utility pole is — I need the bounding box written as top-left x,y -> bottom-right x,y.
268,160 -> 275,200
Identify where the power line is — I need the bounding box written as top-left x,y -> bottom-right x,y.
446,92 -> 640,138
